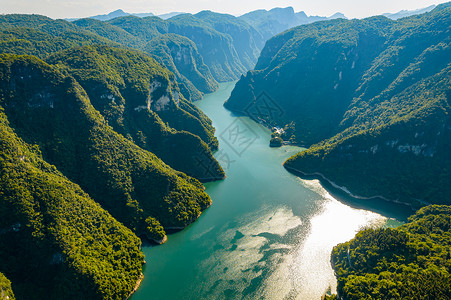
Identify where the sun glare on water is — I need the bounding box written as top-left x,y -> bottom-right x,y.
199,179 -> 387,299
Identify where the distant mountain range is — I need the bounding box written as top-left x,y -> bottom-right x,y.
66,5 -> 436,23
0,2 -> 450,299
66,7 -> 345,23
65,9 -> 184,22
383,5 -> 436,20
226,3 -> 451,207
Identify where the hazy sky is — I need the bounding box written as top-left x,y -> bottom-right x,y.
0,0 -> 449,19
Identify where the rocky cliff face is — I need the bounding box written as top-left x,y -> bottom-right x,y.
46,45 -> 224,182
239,7 -> 345,42
228,4 -> 451,205
145,33 -> 218,101
1,54 -> 214,240
0,58 -> 145,298
166,14 -> 248,82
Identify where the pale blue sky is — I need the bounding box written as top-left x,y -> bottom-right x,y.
0,0 -> 449,19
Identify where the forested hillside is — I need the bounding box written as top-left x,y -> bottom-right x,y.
330,205 -> 451,299
0,84 -> 145,298
0,10 -> 231,298
0,272 -> 15,299
46,45 -> 223,181
0,15 -> 118,58
0,8 -> 350,103
144,33 -> 218,101
81,12 -> 259,99
0,53 -> 215,236
227,3 -> 451,206
1,4 -> 448,299
0,52 -> 222,298
0,15 -> 224,181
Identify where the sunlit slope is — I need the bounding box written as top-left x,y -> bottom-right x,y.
227,3 -> 451,206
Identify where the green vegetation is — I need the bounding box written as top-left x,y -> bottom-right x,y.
46,45 -> 223,181
144,33 -> 218,101
0,272 -> 15,300
331,205 -> 451,299
194,10 -> 262,70
0,12 -> 233,298
0,13 -> 225,180
102,13 -> 260,94
0,12 -> 266,102
0,27 -> 117,60
0,14 -> 215,102
0,99 -> 144,299
145,217 -> 166,243
73,18 -> 144,49
73,16 -> 218,101
0,53 -> 215,235
106,12 -> 262,82
0,11 -> 237,297
0,14 -> 117,59
239,7 -> 340,42
0,9 -> 350,105
228,3 -> 451,205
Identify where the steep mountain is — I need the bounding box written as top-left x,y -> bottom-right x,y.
0,80 -> 144,298
0,54 -> 214,244
226,17 -> 392,145
165,14 -> 248,81
239,7 -> 346,41
0,15 -> 223,181
158,12 -> 184,20
106,15 -> 222,99
331,205 -> 451,299
90,9 -> 133,21
67,9 -> 155,22
194,10 -> 263,69
109,14 -> 252,82
72,18 -> 144,49
107,15 -> 167,41
0,14 -> 214,101
73,17 -> 218,101
383,5 -> 436,20
0,15 -> 117,58
144,33 -> 219,100
227,3 -> 451,206
46,45 -> 223,181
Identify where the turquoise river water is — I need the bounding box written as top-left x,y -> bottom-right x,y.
131,82 -> 410,300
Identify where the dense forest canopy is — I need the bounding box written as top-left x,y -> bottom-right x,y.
330,205 -> 451,299
0,3 -> 450,299
227,3 -> 451,206
0,10 -> 228,297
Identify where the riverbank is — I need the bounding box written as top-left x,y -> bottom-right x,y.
283,165 -> 422,217
127,273 -> 144,299
131,81 -> 407,300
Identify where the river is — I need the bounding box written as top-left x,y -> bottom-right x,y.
131,82 -> 409,300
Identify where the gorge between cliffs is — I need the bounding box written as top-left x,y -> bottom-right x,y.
130,82 -> 409,300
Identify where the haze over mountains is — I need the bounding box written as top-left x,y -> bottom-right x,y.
67,7 -> 344,22
0,2 -> 450,299
383,5 -> 436,19
67,4 -> 437,23
226,3 -> 451,207
63,7 -> 349,102
65,9 -> 180,22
